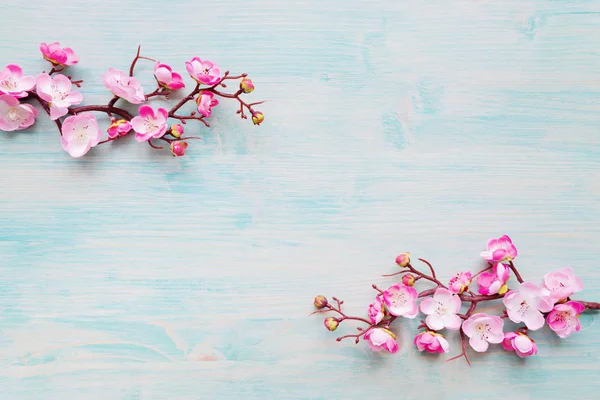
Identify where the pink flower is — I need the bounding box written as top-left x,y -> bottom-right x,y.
462,313 -> 504,352
101,68 -> 145,104
185,57 -> 221,85
0,94 -> 38,131
196,91 -> 219,118
0,65 -> 36,98
170,141 -> 188,157
154,62 -> 185,90
546,301 -> 585,338
40,42 -> 79,66
382,283 -> 418,318
414,331 -> 450,354
480,235 -> 518,262
449,271 -> 472,294
477,262 -> 510,295
35,73 -> 83,120
543,267 -> 584,302
502,332 -> 538,358
107,119 -> 132,139
419,288 -> 462,330
60,114 -> 101,157
131,105 -> 168,142
503,282 -> 554,330
364,328 -> 399,354
368,296 -> 385,324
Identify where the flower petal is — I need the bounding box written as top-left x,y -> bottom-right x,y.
469,336 -> 489,352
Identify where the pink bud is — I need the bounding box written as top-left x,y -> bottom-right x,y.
170,141 -> 188,157
251,111 -> 264,125
324,317 -> 339,331
402,273 -> 416,286
395,252 -> 411,268
314,295 -> 328,309
170,123 -> 184,138
240,78 -> 255,94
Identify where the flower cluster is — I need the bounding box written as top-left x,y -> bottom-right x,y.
311,235 -> 599,365
1,42 -> 265,158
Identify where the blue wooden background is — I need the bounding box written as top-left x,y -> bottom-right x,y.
1,0 -> 600,398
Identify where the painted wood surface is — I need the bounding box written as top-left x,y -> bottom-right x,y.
1,0 -> 600,398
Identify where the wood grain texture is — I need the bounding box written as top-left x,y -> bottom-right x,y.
1,0 -> 600,398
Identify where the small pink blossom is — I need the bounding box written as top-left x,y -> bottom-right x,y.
154,62 -> 185,90
414,331 -> 450,354
395,252 -> 411,267
477,262 -> 510,295
503,282 -> 554,330
170,123 -> 184,138
101,68 -> 145,104
0,94 -> 38,131
462,313 -> 504,352
131,105 -> 168,142
382,283 -> 418,318
402,273 -> 416,286
364,328 -> 399,354
419,288 -> 462,331
170,141 -> 188,157
185,57 -> 221,85
546,301 -> 585,338
60,114 -> 101,157
107,119 -> 132,139
480,235 -> 518,262
35,73 -> 83,120
502,332 -> 538,358
0,65 -> 36,98
449,271 -> 472,294
40,42 -> 79,66
368,296 -> 385,324
543,267 -> 584,302
196,91 -> 219,118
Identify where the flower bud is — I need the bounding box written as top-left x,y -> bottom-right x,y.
107,119 -> 132,139
240,78 -> 255,94
324,317 -> 339,331
251,111 -> 264,126
314,295 -> 328,309
395,252 -> 411,268
170,123 -> 184,138
402,273 -> 416,286
170,141 -> 188,157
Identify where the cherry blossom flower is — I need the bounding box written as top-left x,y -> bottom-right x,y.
170,141 -> 188,157
35,73 -> 83,120
547,301 -> 585,338
503,282 -> 554,330
477,262 -> 510,295
60,114 -> 101,157
368,296 -> 385,324
382,283 -> 418,318
0,94 -> 38,131
395,252 -> 411,267
185,57 -> 221,85
414,331 -> 450,354
419,288 -> 462,330
364,328 -> 399,353
480,235 -> 518,263
449,271 -> 472,294
196,91 -> 219,118
0,64 -> 36,98
131,105 -> 168,142
107,119 -> 132,139
462,313 -> 504,352
543,267 -> 584,302
154,62 -> 185,90
502,332 -> 538,358
101,68 -> 145,104
40,42 -> 79,66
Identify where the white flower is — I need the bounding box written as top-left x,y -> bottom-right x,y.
503,282 -> 554,330
419,288 -> 462,330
